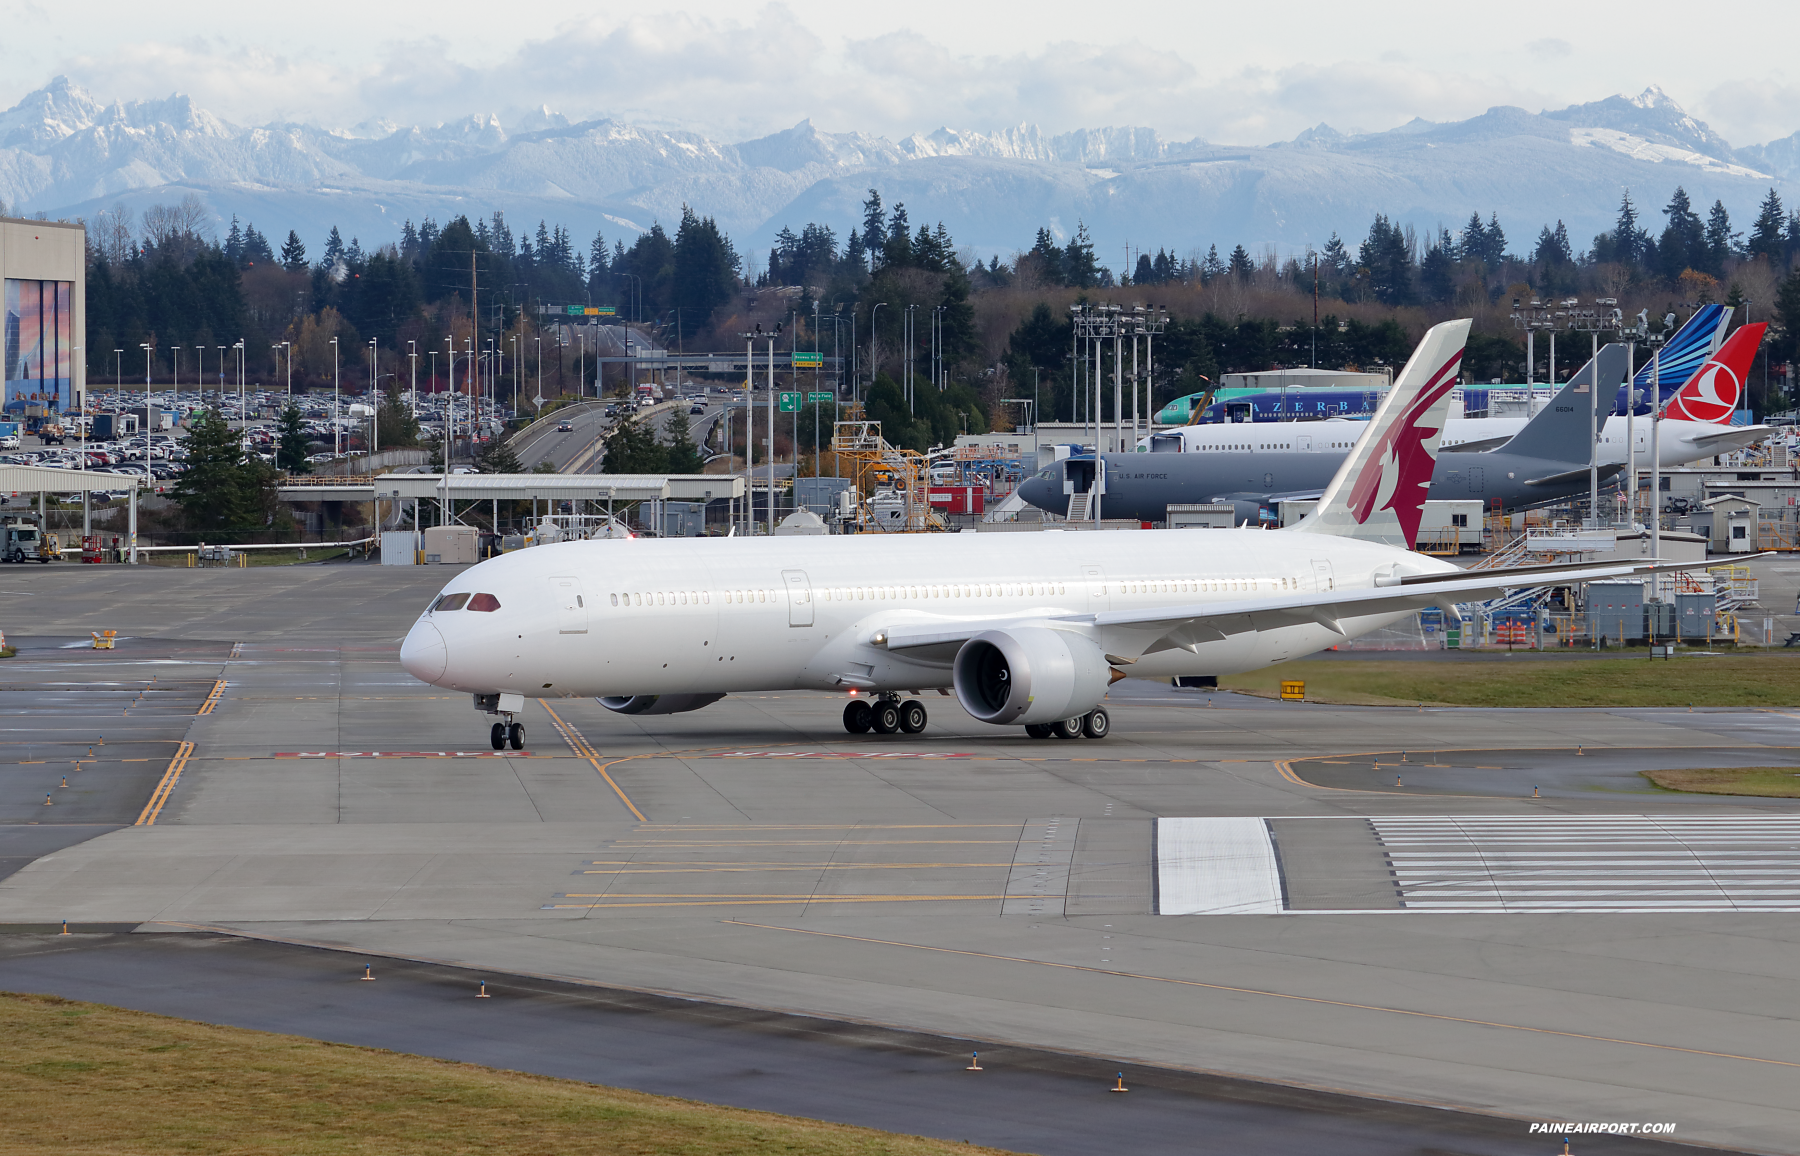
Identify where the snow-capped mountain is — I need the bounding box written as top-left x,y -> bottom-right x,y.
0,78 -> 1790,270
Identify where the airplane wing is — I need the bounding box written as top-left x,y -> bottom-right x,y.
1686,424 -> 1773,455
1439,436 -> 1512,454
1523,463 -> 1625,488
881,556 -> 1734,662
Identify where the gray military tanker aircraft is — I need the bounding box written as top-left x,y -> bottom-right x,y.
1017,345 -> 1629,525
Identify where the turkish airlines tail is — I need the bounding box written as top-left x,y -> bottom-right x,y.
1291,318 -> 1470,547
1662,323 -> 1765,423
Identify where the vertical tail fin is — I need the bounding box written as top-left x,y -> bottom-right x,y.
1663,323 -> 1764,423
1497,343 -> 1629,464
1291,318 -> 1470,547
1625,303 -> 1729,411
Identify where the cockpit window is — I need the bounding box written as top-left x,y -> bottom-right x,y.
432,593 -> 470,612
468,593 -> 501,612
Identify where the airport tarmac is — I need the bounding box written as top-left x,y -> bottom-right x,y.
2,563 -> 1798,1153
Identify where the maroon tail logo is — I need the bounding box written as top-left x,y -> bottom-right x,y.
1345,351 -> 1464,543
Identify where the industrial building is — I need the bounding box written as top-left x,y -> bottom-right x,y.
1,216 -> 84,417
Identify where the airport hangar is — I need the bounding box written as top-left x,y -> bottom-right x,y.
0,561 -> 1797,1155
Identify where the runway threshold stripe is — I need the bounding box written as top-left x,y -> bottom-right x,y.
134,740 -> 194,826
538,701 -> 647,822
721,920 -> 1800,1071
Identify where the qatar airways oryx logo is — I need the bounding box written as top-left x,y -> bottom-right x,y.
1665,361 -> 1739,423
1345,350 -> 1463,542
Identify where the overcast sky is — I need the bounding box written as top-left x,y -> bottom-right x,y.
8,1 -> 1797,147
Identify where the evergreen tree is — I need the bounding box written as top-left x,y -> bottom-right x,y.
1062,221 -> 1100,288
1659,187 -> 1704,281
661,408 -> 704,473
475,434 -> 523,474
1358,215 -> 1414,306
672,204 -> 739,339
1201,244 -> 1226,283
400,221 -> 421,264
1227,244 -> 1255,280
172,409 -> 262,536
322,226 -> 346,269
1318,235 -> 1347,276
1704,199 -> 1739,274
883,203 -> 912,268
860,189 -> 886,270
224,216 -> 245,265
844,228 -> 867,276
1484,213 -> 1507,265
242,224 -> 274,267
280,230 -> 307,272
1133,252 -> 1154,285
1420,229 -> 1456,303
1749,189 -> 1786,264
275,404 -> 312,474
1773,268 -> 1800,380
600,410 -> 668,473
1614,191 -> 1644,267
1458,212 -> 1487,265
374,393 -> 421,451
1027,227 -> 1064,284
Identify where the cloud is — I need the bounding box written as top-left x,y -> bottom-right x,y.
28,6 -> 1777,151
1697,79 -> 1800,147
1526,38 -> 1573,58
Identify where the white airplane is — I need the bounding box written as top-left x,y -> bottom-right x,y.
400,318 -> 1698,748
1144,323 -> 1771,470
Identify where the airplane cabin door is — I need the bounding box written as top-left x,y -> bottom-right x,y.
552,575 -> 588,634
1296,434 -> 1313,452
1083,565 -> 1110,614
1310,559 -> 1335,594
782,570 -> 814,627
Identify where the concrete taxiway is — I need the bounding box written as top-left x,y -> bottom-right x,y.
1,563 -> 1797,1154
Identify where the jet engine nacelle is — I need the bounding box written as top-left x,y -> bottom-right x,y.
599,693 -> 727,715
953,628 -> 1112,726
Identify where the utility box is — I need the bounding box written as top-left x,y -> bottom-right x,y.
422,525 -> 478,564
656,501 -> 706,538
1646,601 -> 1675,638
793,477 -> 852,516
1674,592 -> 1714,638
380,530 -> 420,566
1589,581 -> 1646,643
927,485 -> 985,515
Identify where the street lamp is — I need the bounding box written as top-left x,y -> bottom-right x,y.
139,343 -> 152,488
407,340 -> 417,418
369,338 -> 379,454
869,302 -> 887,395
330,337 -> 340,457
233,341 -> 246,456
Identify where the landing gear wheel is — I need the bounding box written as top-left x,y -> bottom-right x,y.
1024,723 -> 1054,740
872,702 -> 902,734
843,700 -> 873,734
507,722 -> 525,750
1051,717 -> 1085,740
490,722 -> 507,751
899,700 -> 928,734
1082,708 -> 1110,739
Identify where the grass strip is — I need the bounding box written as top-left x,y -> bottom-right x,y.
0,991 -> 1018,1156
1640,767 -> 1800,798
1220,654 -> 1800,708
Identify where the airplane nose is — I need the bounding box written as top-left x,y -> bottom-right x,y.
400,620 -> 447,682
1018,478 -> 1052,512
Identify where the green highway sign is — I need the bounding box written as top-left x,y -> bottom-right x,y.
792,352 -> 824,368
778,392 -> 802,412
807,391 -> 834,404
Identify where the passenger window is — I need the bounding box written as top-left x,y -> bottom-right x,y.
611,593 -> 619,606
432,593 -> 470,612
468,593 -> 501,612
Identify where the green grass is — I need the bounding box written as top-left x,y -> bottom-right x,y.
0,991 -> 1020,1156
1220,653 -> 1800,708
1640,767 -> 1800,797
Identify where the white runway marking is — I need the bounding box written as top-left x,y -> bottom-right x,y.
1156,817 -> 1284,914
1374,816 -> 1800,912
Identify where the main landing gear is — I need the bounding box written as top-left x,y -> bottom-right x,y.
489,720 -> 525,750
1024,708 -> 1109,741
843,694 -> 928,736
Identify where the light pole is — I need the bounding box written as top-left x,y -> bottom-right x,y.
330,337 -> 340,457
233,340 -> 245,456
139,343 -> 152,487
369,338 -> 378,454
869,303 -> 886,395
407,340 -> 417,418
534,336 -> 542,411
281,341 -> 291,405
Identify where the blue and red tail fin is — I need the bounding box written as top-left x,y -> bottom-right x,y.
1291,319 -> 1470,547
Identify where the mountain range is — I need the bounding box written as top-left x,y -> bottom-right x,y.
1,77 -> 1794,274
